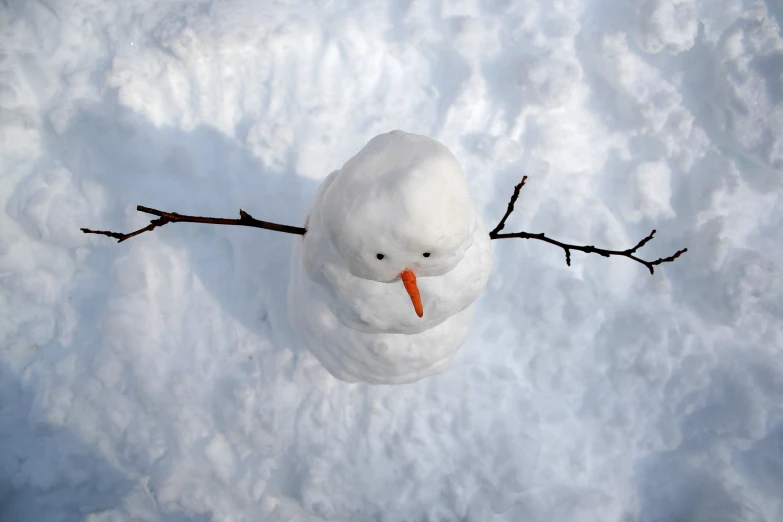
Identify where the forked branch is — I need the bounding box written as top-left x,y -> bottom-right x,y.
489,175 -> 527,237
81,205 -> 306,243
489,177 -> 687,274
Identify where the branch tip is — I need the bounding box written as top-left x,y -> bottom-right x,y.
490,174 -> 530,238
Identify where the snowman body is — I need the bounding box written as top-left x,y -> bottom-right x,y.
287,131 -> 493,384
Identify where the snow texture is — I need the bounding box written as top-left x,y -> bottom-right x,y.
288,130 -> 493,383
0,0 -> 782,521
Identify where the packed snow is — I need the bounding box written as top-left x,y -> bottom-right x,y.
1,0 -> 782,521
288,130 -> 493,384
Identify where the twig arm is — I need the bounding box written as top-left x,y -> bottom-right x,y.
491,229 -> 687,275
81,205 -> 306,243
489,177 -> 687,274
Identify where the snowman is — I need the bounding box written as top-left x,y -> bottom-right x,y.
82,130 -> 686,384
287,130 -> 493,384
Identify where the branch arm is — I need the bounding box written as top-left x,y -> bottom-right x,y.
82,205 -> 306,243
489,176 -> 527,236
491,230 -> 687,274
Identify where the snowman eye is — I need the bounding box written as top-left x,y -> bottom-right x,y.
422,252 -> 431,257
376,253 -> 385,260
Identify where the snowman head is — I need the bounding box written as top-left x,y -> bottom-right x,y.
320,131 -> 478,317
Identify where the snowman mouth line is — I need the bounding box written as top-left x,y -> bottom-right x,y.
400,269 -> 424,318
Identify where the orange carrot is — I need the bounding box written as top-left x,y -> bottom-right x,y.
400,269 -> 424,318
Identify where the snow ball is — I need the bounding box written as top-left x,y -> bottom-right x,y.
321,131 -> 477,283
636,0 -> 699,55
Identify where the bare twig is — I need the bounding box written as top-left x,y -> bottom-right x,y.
489,176 -> 527,237
489,178 -> 687,274
81,205 -> 306,243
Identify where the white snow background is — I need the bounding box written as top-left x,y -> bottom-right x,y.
1,0 -> 782,520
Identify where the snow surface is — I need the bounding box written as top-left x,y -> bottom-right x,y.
0,0 -> 782,520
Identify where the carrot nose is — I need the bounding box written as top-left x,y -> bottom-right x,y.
400,269 -> 424,318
